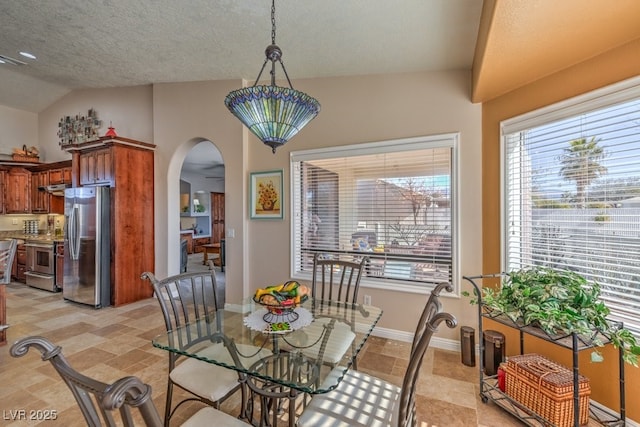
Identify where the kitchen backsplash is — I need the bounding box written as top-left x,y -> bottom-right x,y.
0,214 -> 64,236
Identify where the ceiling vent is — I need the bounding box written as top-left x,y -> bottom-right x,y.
0,54 -> 27,66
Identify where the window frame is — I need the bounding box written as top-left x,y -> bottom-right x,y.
501,75 -> 640,335
289,134 -> 460,295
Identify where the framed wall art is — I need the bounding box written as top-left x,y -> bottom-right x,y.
250,169 -> 284,219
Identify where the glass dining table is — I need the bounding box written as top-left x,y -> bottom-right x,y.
152,297 -> 383,427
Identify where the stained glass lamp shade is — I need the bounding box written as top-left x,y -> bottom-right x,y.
224,0 -> 320,154
225,85 -> 320,153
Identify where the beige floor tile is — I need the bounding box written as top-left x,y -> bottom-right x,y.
1,254 -> 517,426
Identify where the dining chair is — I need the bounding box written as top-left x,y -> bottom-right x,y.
297,281 -> 458,427
10,336 -> 251,427
0,238 -> 18,285
141,262 -> 271,426
297,253 -> 369,369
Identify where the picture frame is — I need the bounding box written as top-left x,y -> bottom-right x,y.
250,169 -> 284,219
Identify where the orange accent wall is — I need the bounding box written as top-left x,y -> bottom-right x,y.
482,38 -> 640,420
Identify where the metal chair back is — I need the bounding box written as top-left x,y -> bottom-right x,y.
398,282 -> 457,426
311,253 -> 368,304
0,239 -> 18,284
10,336 -> 163,427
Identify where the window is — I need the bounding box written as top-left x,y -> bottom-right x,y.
503,77 -> 640,336
291,135 -> 457,292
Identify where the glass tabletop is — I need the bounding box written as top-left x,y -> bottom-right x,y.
152,297 -> 383,394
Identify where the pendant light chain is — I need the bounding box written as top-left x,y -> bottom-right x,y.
271,0 -> 276,46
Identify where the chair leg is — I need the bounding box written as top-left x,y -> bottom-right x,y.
164,381 -> 174,427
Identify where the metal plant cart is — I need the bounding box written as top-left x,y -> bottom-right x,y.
463,273 -> 626,427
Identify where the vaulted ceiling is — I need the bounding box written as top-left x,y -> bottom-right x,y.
0,1 -> 638,111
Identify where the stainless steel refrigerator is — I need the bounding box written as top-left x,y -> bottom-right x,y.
63,187 -> 111,308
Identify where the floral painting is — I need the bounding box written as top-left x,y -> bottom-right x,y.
250,170 -> 283,219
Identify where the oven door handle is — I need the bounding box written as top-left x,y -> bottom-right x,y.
69,204 -> 80,260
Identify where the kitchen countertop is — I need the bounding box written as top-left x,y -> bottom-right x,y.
0,231 -> 63,243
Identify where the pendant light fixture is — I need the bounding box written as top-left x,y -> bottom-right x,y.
224,0 -> 320,154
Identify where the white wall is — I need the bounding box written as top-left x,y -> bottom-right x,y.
0,105 -> 38,160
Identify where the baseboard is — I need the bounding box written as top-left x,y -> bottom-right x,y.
369,324 -> 461,352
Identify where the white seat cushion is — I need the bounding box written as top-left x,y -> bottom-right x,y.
181,407 -> 251,427
297,368 -> 400,427
171,343 -> 272,402
281,317 -> 355,366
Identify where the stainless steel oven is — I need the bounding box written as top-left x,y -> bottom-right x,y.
25,241 -> 57,292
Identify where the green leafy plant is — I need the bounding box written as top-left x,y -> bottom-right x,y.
464,267 -> 640,366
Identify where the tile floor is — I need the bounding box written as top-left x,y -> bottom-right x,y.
0,254 -> 523,426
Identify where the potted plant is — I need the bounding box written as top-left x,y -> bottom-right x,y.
464,267 -> 640,366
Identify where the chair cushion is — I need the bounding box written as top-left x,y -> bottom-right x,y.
182,407 -> 251,427
297,367 -> 400,427
171,343 -> 272,402
281,317 -> 355,365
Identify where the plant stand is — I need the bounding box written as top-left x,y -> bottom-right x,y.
463,274 -> 626,427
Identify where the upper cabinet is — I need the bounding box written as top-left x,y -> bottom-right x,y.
79,147 -> 113,186
5,168 -> 31,214
49,166 -> 72,185
30,170 -> 49,213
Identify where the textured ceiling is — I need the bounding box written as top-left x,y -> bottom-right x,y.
0,0 -> 483,113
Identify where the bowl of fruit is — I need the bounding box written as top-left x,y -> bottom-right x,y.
253,281 -> 310,322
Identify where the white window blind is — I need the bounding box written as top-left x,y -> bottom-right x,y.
290,135 -> 457,291
503,77 -> 640,336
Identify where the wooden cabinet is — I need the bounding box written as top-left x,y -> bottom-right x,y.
211,192 -> 225,243
67,136 -> 155,306
49,166 -> 72,185
0,171 -> 5,215
79,147 -> 113,186
31,170 -> 49,213
193,237 -> 211,253
181,232 -> 194,254
13,243 -> 26,283
5,168 -> 31,214
55,242 -> 64,289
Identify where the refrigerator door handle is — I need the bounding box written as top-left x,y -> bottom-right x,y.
69,204 -> 80,260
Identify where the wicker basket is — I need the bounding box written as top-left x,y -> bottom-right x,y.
12,154 -> 40,163
504,354 -> 590,427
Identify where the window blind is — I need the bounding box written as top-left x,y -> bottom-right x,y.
503,79 -> 640,336
291,135 -> 457,291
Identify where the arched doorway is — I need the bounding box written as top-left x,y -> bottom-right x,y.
166,139 -> 224,275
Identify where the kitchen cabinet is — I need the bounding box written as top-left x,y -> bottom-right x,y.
55,242 -> 64,289
5,168 -> 31,214
66,136 -> 155,306
0,171 -> 5,214
13,242 -> 26,283
49,166 -> 72,185
79,147 -> 113,186
30,170 -> 49,213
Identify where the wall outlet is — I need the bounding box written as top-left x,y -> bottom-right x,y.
12,218 -> 18,225
364,295 -> 372,305
227,228 -> 235,238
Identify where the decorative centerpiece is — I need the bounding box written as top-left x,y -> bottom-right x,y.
253,281 -> 310,325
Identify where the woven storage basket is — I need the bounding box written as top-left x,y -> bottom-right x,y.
11,154 -> 39,163
504,354 -> 590,427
